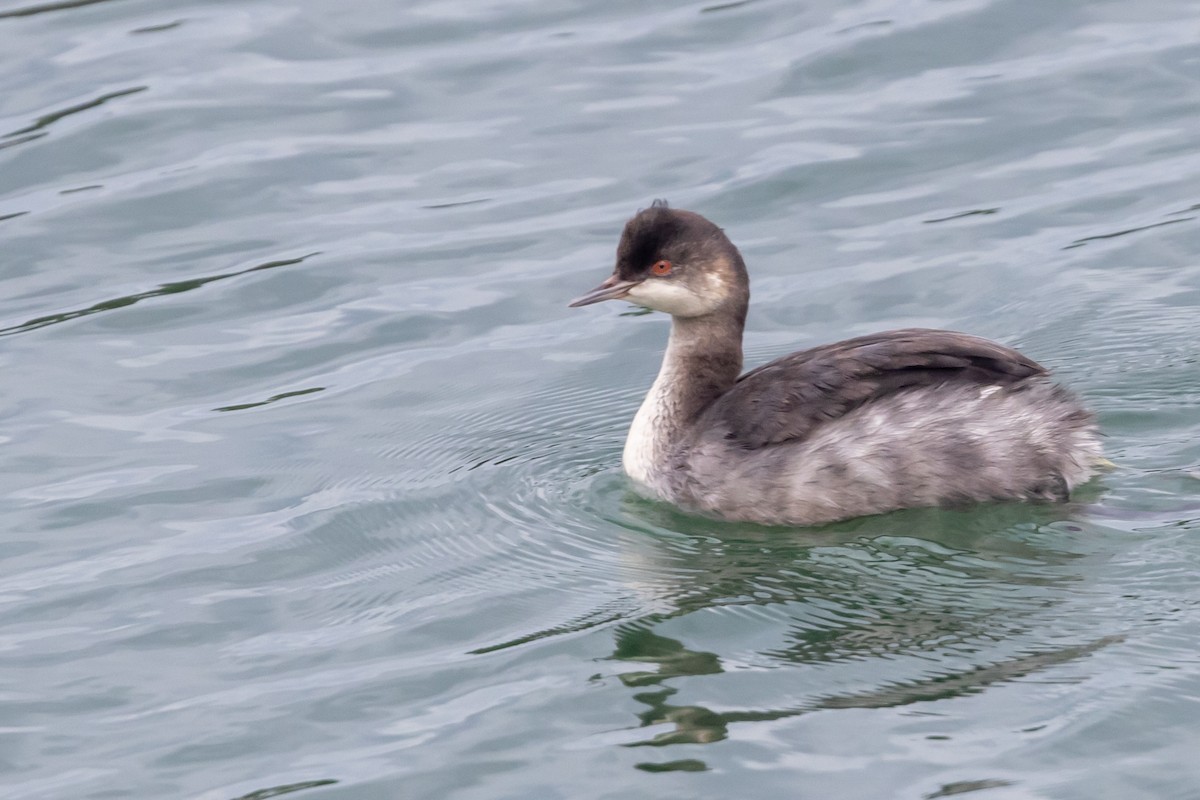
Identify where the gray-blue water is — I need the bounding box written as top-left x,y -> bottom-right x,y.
3,1 -> 1200,798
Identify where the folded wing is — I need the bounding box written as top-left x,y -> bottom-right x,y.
703,328 -> 1047,449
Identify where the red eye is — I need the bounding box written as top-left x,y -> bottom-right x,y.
651,259 -> 672,276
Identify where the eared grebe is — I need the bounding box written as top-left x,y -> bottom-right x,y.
570,202 -> 1102,526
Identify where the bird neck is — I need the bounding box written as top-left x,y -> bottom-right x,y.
623,312 -> 744,488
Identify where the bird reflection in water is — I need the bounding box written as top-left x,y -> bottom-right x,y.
604,501 -> 1120,770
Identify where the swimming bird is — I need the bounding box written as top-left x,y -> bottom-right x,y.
569,202 -> 1102,526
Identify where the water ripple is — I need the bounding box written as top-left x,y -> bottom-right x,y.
0,0 -> 119,20
0,252 -> 318,338
4,86 -> 145,138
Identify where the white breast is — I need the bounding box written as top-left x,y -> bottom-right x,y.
622,369 -> 678,492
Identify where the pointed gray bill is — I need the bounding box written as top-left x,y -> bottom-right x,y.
568,275 -> 641,307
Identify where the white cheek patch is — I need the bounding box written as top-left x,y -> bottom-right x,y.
626,276 -> 722,317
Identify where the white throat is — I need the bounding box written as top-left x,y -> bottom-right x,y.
622,328 -> 690,492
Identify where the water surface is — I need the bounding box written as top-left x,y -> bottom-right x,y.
2,0 -> 1200,798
